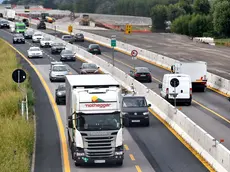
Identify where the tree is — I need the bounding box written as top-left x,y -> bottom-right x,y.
171,14 -> 192,35
188,14 -> 209,36
193,0 -> 210,14
213,0 -> 230,36
150,4 -> 168,31
167,4 -> 186,21
178,0 -> 193,14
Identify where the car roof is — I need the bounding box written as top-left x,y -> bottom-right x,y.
90,44 -> 99,46
135,67 -> 150,72
34,32 -> 42,35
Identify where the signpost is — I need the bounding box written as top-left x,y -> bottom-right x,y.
111,35 -> 116,66
131,50 -> 138,69
169,78 -> 179,108
125,24 -> 132,34
12,69 -> 28,120
68,25 -> 73,34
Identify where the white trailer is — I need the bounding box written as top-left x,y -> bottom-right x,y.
171,61 -> 207,92
65,74 -> 124,166
4,9 -> 15,21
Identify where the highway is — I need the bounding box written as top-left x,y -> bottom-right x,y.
83,30 -> 230,80
0,27 -> 208,171
36,25 -> 230,152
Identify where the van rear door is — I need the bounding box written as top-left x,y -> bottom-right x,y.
168,76 -> 190,99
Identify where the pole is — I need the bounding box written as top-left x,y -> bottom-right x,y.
112,47 -> 115,66
174,81 -> 176,108
26,93 -> 29,121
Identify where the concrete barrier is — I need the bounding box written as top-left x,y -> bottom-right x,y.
13,17 -> 230,171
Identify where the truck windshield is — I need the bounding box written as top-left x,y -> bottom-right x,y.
16,25 -> 25,29
76,113 -> 121,131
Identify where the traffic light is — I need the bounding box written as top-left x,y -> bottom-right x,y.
125,24 -> 132,34
68,25 -> 73,33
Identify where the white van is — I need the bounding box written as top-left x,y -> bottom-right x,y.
159,74 -> 192,105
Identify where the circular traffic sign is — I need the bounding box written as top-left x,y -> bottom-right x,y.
170,78 -> 179,88
131,50 -> 138,57
12,69 -> 27,83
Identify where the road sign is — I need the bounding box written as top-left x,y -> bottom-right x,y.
170,78 -> 179,87
12,69 -> 26,83
68,25 -> 73,33
111,35 -> 116,47
125,24 -> 132,34
131,50 -> 138,57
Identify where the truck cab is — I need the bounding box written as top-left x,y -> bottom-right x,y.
66,74 -> 124,167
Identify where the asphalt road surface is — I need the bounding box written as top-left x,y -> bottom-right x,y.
0,27 -> 208,172
83,30 -> 230,80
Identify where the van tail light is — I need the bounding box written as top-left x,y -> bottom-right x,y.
166,88 -> 169,94
135,74 -> 140,77
190,88 -> 192,95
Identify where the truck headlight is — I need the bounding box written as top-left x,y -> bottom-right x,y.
143,112 -> 149,115
76,152 -> 85,156
121,112 -> 128,115
115,151 -> 123,155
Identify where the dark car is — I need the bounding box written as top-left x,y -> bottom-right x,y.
74,33 -> 84,42
13,33 -> 25,44
122,95 -> 151,127
55,84 -> 66,105
51,43 -> 66,54
24,29 -> 33,39
80,63 -> 100,74
61,35 -> 74,44
22,18 -> 29,27
37,20 -> 46,29
0,20 -> 10,29
129,67 -> 152,83
60,49 -> 76,61
87,44 -> 101,55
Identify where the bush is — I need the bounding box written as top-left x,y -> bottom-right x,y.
171,14 -> 192,35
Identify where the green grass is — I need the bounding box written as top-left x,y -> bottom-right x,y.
0,39 -> 34,172
214,38 -> 230,46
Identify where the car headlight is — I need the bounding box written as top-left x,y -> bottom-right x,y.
143,112 -> 149,115
115,151 -> 123,155
51,73 -> 56,77
94,70 -> 99,73
14,38 -> 17,40
57,92 -> 64,96
81,70 -> 87,73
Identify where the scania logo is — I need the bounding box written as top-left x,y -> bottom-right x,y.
134,112 -> 137,115
89,131 -> 109,136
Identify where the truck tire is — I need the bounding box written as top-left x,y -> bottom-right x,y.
56,98 -> 60,105
124,118 -> 130,127
116,160 -> 123,166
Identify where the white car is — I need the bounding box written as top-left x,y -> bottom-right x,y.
40,37 -> 53,48
27,47 -> 43,58
32,32 -> 43,43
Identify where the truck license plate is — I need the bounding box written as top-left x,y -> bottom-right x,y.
94,160 -> 105,163
132,120 -> 140,122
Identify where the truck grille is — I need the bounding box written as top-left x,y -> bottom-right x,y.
83,136 -> 115,158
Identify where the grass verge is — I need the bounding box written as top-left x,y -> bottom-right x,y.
0,39 -> 34,172
214,38 -> 230,46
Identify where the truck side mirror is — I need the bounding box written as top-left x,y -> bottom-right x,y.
68,119 -> 73,128
148,104 -> 151,107
98,67 -> 100,69
171,65 -> 175,73
158,83 -> 162,89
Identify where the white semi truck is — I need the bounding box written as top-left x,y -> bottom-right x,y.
171,61 -> 207,92
66,74 -> 124,166
4,9 -> 15,21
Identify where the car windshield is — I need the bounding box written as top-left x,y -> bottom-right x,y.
43,38 -> 51,41
90,44 -> 99,48
122,97 -> 147,107
82,63 -> 97,69
15,34 -> 23,37
1,21 -> 8,24
54,43 -> 64,46
34,34 -> 42,37
62,50 -> 73,55
136,68 -> 150,73
26,30 -> 33,34
58,85 -> 65,91
76,113 -> 121,131
30,48 -> 40,51
53,65 -> 67,71
63,35 -> 71,39
76,33 -> 83,36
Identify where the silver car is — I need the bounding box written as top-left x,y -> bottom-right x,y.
49,64 -> 70,82
80,63 -> 100,74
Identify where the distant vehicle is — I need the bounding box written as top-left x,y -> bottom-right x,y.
37,20 -> 46,29
55,84 -> 66,105
24,29 -> 34,39
32,32 -> 43,43
87,44 -> 101,55
4,9 -> 15,21
40,37 -> 53,48
80,63 -> 100,74
41,13 -> 55,23
49,63 -> 69,82
79,14 -> 89,26
122,95 -> 151,127
51,42 -> 65,54
15,22 -> 26,34
0,20 -> 10,29
22,18 -> 29,27
171,61 -> 207,92
74,33 -> 84,42
60,49 -> 76,61
13,33 -> 25,44
27,47 -> 43,58
24,5 -> 30,13
129,67 -> 152,83
61,35 -> 74,44
159,74 -> 192,105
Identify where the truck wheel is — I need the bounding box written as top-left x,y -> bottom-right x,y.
116,160 -> 123,166
56,98 -> 60,105
124,119 -> 130,127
